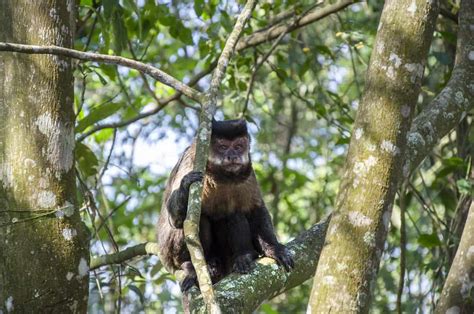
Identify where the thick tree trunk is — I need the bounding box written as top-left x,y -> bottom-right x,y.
308,0 -> 438,312
435,203 -> 474,313
0,1 -> 89,312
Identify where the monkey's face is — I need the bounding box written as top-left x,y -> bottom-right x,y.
209,136 -> 250,174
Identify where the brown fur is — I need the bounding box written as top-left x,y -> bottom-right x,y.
157,122 -> 294,289
202,172 -> 263,219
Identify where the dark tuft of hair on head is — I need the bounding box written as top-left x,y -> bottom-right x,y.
211,119 -> 249,139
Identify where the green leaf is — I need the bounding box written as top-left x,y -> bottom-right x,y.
198,38 -> 210,57
438,31 -> 457,45
417,233 -> 441,248
80,0 -> 93,6
220,10 -> 233,32
260,304 -> 278,314
123,0 -> 142,38
315,45 -> 334,59
128,285 -> 145,305
336,136 -> 350,145
75,143 -> 99,178
456,179 -> 472,195
76,102 -> 122,133
194,0 -> 204,17
111,9 -> 128,54
178,26 -> 193,45
99,64 -> 117,81
93,128 -> 115,143
102,0 -> 115,19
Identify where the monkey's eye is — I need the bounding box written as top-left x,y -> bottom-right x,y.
218,145 -> 228,151
234,144 -> 243,151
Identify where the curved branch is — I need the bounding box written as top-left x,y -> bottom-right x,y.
0,42 -> 203,103
76,63 -> 211,141
236,0 -> 360,51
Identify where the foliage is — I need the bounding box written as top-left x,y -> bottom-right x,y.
74,0 -> 472,313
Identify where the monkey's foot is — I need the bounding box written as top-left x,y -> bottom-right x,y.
207,258 -> 223,283
265,245 -> 294,272
180,274 -> 198,292
233,252 -> 256,274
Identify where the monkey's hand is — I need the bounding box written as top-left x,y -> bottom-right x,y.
180,171 -> 204,192
265,244 -> 294,272
233,252 -> 257,274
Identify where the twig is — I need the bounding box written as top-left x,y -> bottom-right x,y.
396,184 -> 408,314
98,128 -> 117,182
0,42 -> 203,103
76,63 -> 212,142
90,242 -> 160,270
242,2 -> 322,115
94,196 -> 131,235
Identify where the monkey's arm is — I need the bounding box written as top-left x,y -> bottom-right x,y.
166,171 -> 203,228
246,205 -> 294,271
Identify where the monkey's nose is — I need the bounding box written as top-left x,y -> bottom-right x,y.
226,156 -> 239,163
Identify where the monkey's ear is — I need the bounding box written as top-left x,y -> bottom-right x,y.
211,119 -> 248,139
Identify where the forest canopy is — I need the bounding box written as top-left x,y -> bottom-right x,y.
0,0 -> 472,313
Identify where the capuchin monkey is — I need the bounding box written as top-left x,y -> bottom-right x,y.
157,119 -> 293,291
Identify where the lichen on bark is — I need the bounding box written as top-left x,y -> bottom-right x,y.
0,1 -> 89,312
308,0 -> 439,312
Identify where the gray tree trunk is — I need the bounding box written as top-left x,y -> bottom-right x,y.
435,203 -> 474,313
308,0 -> 439,312
0,1 -> 89,312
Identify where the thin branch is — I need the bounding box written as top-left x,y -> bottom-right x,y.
76,63 -> 212,142
236,0 -> 359,51
90,242 -> 160,270
242,2 -> 323,115
397,184 -> 408,314
183,1 -> 257,312
0,42 -> 203,103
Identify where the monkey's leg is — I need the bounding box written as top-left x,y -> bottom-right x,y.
214,213 -> 258,274
246,206 -> 294,271
200,215 -> 223,283
179,215 -> 221,291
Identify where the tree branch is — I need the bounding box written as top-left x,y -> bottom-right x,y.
183,1 -> 257,312
435,203 -> 474,313
0,42 -> 203,103
406,0 -> 474,174
89,242 -> 159,270
189,217 -> 330,313
235,0 -> 359,51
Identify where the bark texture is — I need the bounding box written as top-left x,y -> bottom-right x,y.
406,0 -> 474,174
308,1 -> 439,312
435,204 -> 474,313
0,1 -> 89,312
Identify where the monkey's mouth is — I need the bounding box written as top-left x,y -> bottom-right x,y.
223,162 -> 244,172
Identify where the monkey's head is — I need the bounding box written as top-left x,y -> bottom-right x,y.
207,119 -> 252,180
